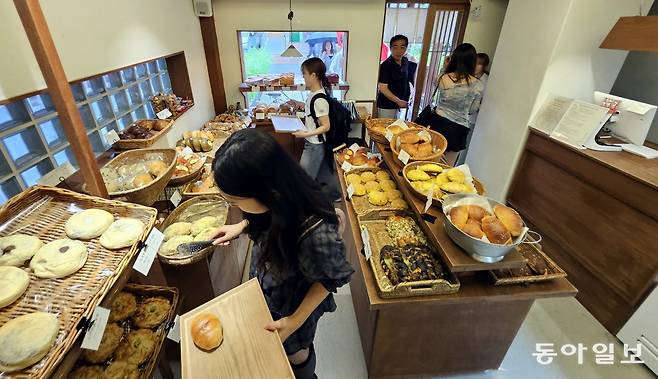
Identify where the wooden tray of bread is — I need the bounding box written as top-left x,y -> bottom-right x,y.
180,279 -> 294,379
390,128 -> 447,166
182,164 -> 220,198
402,161 -> 486,206
489,242 -> 567,285
359,210 -> 460,298
67,284 -> 179,379
113,119 -> 173,150
0,186 -> 157,379
343,167 -> 410,216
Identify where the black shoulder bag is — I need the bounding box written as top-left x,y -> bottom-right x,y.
414,83 -> 441,127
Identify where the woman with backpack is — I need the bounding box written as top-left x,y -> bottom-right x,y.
210,128 -> 354,379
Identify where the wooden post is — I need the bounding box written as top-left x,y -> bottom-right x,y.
199,14 -> 228,114
14,0 -> 108,197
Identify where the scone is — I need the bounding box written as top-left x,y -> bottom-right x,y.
190,216 -> 221,236
0,312 -> 59,372
352,183 -> 366,196
364,181 -> 381,193
103,361 -> 140,379
379,179 -> 396,191
99,218 -> 145,250
0,266 -> 29,308
65,209 -> 114,240
159,235 -> 194,256
0,234 -> 42,266
29,239 -> 88,279
133,297 -> 170,328
114,329 -> 156,365
82,323 -> 123,363
384,189 -> 402,201
163,222 -> 192,241
109,291 -> 137,322
375,171 -> 390,181
368,191 -> 388,206
345,173 -> 362,185
68,365 -> 104,379
359,171 -> 377,182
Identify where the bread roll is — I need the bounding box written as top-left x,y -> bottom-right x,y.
132,173 -> 153,188
449,206 -> 469,227
399,143 -> 418,157
415,142 -> 433,158
481,216 -> 512,245
467,205 -> 489,222
461,219 -> 484,239
399,133 -> 420,144
493,204 -> 523,237
191,313 -> 223,350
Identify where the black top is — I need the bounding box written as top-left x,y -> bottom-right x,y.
377,56 -> 418,109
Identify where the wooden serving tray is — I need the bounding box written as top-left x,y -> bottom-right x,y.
180,279 -> 293,379
489,243 -> 567,285
343,167 -> 409,216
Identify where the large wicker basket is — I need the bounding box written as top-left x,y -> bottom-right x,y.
113,119 -> 173,150
390,127 -> 447,166
181,164 -> 220,198
365,118 -> 426,144
168,154 -> 207,186
104,148 -> 177,206
0,185 -> 157,379
402,161 -> 486,207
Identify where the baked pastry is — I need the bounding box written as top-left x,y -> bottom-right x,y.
385,215 -> 427,247
399,143 -> 418,157
390,199 -> 409,209
132,173 -> 153,188
30,239 -> 88,279
0,266 -> 29,308
345,174 -> 362,185
449,206 -> 469,227
360,171 -> 377,182
375,171 -> 391,181
407,169 -> 431,181
163,222 -> 192,241
65,209 -> 114,240
367,191 -> 388,206
194,228 -> 217,241
418,163 -> 443,173
102,361 -> 139,379
114,329 -> 156,365
384,189 -> 402,201
100,218 -> 145,250
399,133 -> 420,144
364,181 -> 381,193
493,204 -> 523,237
109,291 -> 137,322
352,183 -> 366,196
435,172 -> 450,186
415,142 -> 433,157
133,297 -> 170,328
446,168 -> 465,184
468,205 -> 489,222
147,160 -> 168,177
0,312 -> 59,372
68,365 -> 104,379
481,216 -> 512,245
82,323 -> 123,363
440,182 -> 467,194
159,235 -> 194,256
0,234 -> 42,266
191,313 -> 223,350
351,154 -> 368,166
191,216 -> 221,236
461,219 -> 484,239
379,179 -> 396,191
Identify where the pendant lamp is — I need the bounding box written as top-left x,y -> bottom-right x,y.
281,0 -> 303,57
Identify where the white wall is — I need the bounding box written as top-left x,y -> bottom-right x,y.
463,0 -> 509,61
0,0 -> 214,146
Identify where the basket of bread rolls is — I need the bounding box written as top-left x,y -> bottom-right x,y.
365,118 -> 396,144
390,128 -> 447,166
403,162 -> 485,206
442,194 -> 528,263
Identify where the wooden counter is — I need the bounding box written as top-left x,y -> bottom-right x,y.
338,151 -> 577,378
508,129 -> 658,333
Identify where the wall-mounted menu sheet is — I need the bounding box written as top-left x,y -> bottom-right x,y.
529,94 -> 573,134
549,100 -> 610,149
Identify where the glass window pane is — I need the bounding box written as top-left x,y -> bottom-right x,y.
0,152 -> 10,177
87,131 -> 105,156
0,102 -> 30,132
110,91 -> 130,115
2,126 -> 47,168
139,80 -> 154,99
82,77 -> 105,98
161,72 -> 172,94
132,106 -> 147,120
100,122 -> 119,148
120,67 -> 136,83
78,104 -> 96,130
117,114 -> 133,130
53,146 -> 77,168
146,61 -> 158,75
90,98 -> 114,125
70,83 -> 86,102
150,77 -> 163,94
25,93 -> 55,119
0,178 -> 22,204
20,158 -> 53,187
144,104 -> 155,119
102,72 -> 122,90
135,63 -> 148,78
126,85 -> 142,106
38,117 -> 67,150
156,58 -> 167,72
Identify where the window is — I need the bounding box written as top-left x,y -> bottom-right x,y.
0,57 -> 173,203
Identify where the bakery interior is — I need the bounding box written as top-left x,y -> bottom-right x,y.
0,0 -> 657,378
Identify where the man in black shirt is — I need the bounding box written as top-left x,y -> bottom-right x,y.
377,34 -> 417,119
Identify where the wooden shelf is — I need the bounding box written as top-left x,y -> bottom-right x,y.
238,82 -> 350,93
374,143 -> 528,272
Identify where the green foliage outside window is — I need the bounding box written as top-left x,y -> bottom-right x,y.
244,48 -> 273,77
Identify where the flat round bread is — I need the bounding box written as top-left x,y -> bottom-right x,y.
159,235 -> 193,256
103,361 -> 140,379
99,218 -> 145,250
133,297 -> 170,328
65,209 -> 114,240
114,329 -> 156,365
163,222 -> 191,241
190,216 -> 220,236
81,323 -> 123,363
109,291 -> 137,322
68,365 -> 104,379
0,312 -> 59,372
29,239 -> 88,279
0,267 -> 29,308
0,234 -> 43,266
194,227 -> 217,242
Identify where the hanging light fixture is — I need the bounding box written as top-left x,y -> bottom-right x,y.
281,0 -> 303,57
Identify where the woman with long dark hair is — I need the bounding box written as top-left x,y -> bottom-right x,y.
211,129 -> 353,378
320,40 -> 335,68
429,43 -> 484,164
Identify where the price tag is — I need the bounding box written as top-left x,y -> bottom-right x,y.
282,86 -> 291,91
348,143 -> 360,153
181,146 -> 194,156
170,190 -> 182,207
156,108 -> 172,120
266,86 -> 275,91
347,184 -> 355,199
385,130 -> 394,142
366,152 -> 381,160
133,228 -> 164,276
296,111 -> 305,119
361,227 -> 372,261
251,86 -> 260,92
424,188 -> 434,213
255,113 -> 265,120
104,130 -> 120,146
81,306 -> 110,350
418,129 -> 432,141
398,149 -> 411,165
341,161 -> 353,172
166,315 -> 181,343
38,162 -> 75,187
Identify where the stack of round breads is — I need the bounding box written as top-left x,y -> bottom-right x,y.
159,215 -> 224,257
345,170 -> 408,209
448,203 -> 524,245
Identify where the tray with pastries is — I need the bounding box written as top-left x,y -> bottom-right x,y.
344,167 -> 410,216
67,284 -> 179,379
403,161 -> 486,206
113,119 -> 173,150
335,145 -> 382,170
359,210 -> 460,298
489,242 -> 567,285
0,186 -> 157,379
182,164 -> 220,198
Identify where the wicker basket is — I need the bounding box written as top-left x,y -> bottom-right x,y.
104,148 -> 177,206
343,167 -> 409,216
0,185 -> 157,379
113,119 -> 173,150
182,164 -> 220,198
359,209 -> 460,298
157,195 -> 228,266
168,154 -> 207,186
489,242 -> 567,286
402,161 -> 486,207
390,128 -> 448,166
365,117 -> 396,144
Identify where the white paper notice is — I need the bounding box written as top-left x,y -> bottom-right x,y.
170,190 -> 182,207
550,101 -> 609,149
38,162 -> 75,187
398,149 -> 411,165
166,315 -> 181,343
81,306 -> 110,350
104,130 -> 120,146
529,94 -> 573,134
251,86 -> 260,92
361,227 -> 372,261
156,108 -> 173,120
417,129 -> 432,141
347,184 -> 355,199
341,161 -> 353,172
133,228 -> 164,276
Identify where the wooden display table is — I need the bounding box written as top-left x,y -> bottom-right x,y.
339,148 -> 577,378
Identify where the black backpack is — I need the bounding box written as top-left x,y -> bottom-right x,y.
309,92 -> 352,151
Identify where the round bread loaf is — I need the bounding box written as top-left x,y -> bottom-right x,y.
0,234 -> 42,266
191,313 -> 223,350
0,266 -> 29,308
0,312 -> 59,372
100,218 -> 145,250
65,209 -> 114,240
29,239 -> 88,279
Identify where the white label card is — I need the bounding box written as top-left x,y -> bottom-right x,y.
156,108 -> 173,120
390,119 -> 409,130
38,162 -> 75,187
418,129 -> 432,141
181,147 -> 194,156
105,130 -> 120,146
296,111 -> 305,119
251,86 -> 260,92
348,143 -> 360,153
170,190 -> 182,207
81,306 -> 111,350
347,184 -> 355,199
282,86 -> 291,91
166,315 -> 181,343
398,149 -> 411,165
341,161 -> 353,172
256,113 -> 265,120
424,189 -> 434,213
385,130 -> 394,142
361,227 -> 372,261
266,86 -> 275,91
133,228 -> 165,276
